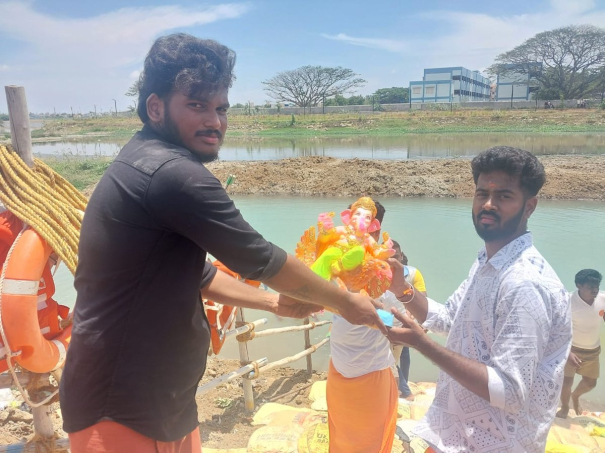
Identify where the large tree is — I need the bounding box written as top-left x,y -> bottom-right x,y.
488,25 -> 605,100
372,87 -> 409,104
262,65 -> 366,107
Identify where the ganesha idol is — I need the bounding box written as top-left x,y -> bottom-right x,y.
295,197 -> 395,299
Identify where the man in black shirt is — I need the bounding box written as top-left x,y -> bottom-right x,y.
61,34 -> 386,452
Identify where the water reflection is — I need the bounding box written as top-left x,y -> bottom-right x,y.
32,133 -> 605,160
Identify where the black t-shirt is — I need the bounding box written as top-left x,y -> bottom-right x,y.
60,126 -> 287,441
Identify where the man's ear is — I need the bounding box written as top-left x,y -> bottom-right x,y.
146,94 -> 164,124
524,196 -> 538,220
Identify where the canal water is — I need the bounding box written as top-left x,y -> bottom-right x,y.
32,132 -> 605,160
52,196 -> 605,405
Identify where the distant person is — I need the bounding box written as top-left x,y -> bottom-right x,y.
557,269 -> 605,419
386,147 -> 571,452
327,199 -> 403,453
60,34 -> 385,453
386,242 -> 427,399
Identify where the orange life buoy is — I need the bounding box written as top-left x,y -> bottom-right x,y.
203,260 -> 260,355
0,226 -> 71,373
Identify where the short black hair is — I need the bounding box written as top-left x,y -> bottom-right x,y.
137,33 -> 236,124
374,200 -> 385,224
575,269 -> 602,286
471,146 -> 546,197
391,240 -> 408,265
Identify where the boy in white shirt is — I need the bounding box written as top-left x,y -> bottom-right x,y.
557,269 -> 605,418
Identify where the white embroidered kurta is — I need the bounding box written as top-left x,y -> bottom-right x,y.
414,233 -> 571,453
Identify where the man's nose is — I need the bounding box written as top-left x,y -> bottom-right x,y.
202,110 -> 221,129
482,195 -> 497,211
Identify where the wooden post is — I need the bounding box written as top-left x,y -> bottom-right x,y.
4,85 -> 56,443
236,308 -> 255,412
5,86 -> 33,167
303,318 -> 312,376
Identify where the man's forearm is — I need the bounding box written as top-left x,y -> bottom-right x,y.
263,255 -> 347,312
201,269 -> 277,313
416,334 -> 490,402
394,285 -> 429,324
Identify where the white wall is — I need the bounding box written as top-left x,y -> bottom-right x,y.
425,72 -> 451,82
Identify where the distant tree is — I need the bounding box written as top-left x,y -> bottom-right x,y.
488,25 -> 605,100
232,103 -> 245,108
0,113 -> 9,121
125,78 -> 141,98
372,87 -> 409,104
347,95 -> 365,105
263,65 -> 366,108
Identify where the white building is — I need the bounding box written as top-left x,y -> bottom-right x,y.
494,63 -> 542,101
410,67 -> 491,103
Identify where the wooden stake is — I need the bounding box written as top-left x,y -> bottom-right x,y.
196,358 -> 268,396
252,338 -> 329,376
303,318 -> 313,376
4,86 -> 33,167
235,308 -> 255,412
4,85 -> 56,444
251,320 -> 330,339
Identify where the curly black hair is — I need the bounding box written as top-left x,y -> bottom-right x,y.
137,33 -> 236,124
575,269 -> 602,286
471,146 -> 546,197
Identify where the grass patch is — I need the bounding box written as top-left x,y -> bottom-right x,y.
43,156 -> 112,191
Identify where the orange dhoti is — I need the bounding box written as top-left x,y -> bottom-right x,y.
327,360 -> 398,453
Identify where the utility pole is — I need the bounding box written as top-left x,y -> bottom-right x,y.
94,105 -> 97,118
112,99 -> 117,117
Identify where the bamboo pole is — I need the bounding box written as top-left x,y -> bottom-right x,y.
196,357 -> 268,396
0,372 -> 32,388
251,320 -> 330,339
223,318 -> 267,342
303,318 -> 312,375
4,86 -> 33,167
3,85 -> 55,443
235,308 -> 255,412
250,338 -> 329,377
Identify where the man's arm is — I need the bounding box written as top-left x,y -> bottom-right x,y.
263,255 -> 388,333
388,280 -> 553,415
201,267 -> 321,319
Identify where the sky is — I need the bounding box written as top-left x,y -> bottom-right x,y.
0,0 -> 604,114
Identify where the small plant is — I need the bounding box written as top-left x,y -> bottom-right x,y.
289,114 -> 296,126
215,397 -> 234,409
600,101 -> 605,110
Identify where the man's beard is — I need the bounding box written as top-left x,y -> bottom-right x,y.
472,204 -> 526,242
158,108 -> 220,164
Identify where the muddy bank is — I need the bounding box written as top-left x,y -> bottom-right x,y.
206,155 -> 605,200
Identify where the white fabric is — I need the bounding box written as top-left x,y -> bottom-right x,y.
414,233 -> 571,453
570,290 -> 605,349
330,314 -> 394,378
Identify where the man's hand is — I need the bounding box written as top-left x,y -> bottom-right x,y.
275,294 -> 323,319
338,292 -> 388,335
567,352 -> 582,369
387,258 -> 407,296
386,307 -> 427,348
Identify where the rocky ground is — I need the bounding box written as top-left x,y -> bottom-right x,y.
205,154 -> 605,200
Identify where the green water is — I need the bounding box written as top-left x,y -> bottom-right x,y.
53,196 -> 605,405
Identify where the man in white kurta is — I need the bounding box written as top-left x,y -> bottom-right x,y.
386,146 -> 571,453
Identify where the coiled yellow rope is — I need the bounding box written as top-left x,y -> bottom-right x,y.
0,144 -> 86,274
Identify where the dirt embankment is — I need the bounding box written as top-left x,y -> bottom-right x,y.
207,155 -> 605,200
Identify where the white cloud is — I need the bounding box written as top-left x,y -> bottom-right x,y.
129,70 -> 141,79
321,2 -> 605,85
321,33 -> 407,53
0,2 -> 251,112
0,64 -> 9,72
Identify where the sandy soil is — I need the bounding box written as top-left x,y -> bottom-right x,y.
206,155 -> 605,200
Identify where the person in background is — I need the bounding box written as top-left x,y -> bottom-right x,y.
327,198 -> 402,453
557,269 -> 605,418
386,147 -> 571,453
387,241 -> 427,399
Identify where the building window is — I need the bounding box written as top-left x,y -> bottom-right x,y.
412,87 -> 421,95
425,86 -> 435,95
